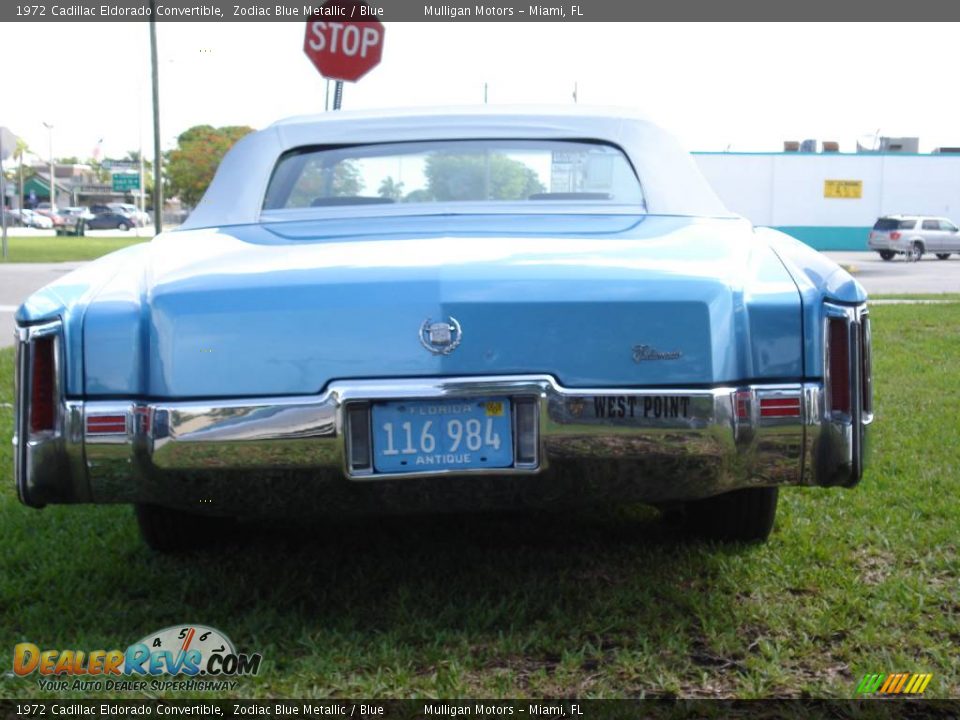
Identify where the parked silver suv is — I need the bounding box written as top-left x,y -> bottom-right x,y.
868,215 -> 960,261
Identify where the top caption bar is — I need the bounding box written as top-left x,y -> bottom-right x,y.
2,0 -> 957,21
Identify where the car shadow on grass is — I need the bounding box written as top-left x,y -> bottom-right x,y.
5,501 -> 771,698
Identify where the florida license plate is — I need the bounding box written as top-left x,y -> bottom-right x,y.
372,397 -> 514,473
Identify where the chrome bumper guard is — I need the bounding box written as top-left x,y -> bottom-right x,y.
13,308 -> 872,513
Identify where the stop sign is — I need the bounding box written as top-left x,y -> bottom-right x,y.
303,1 -> 385,83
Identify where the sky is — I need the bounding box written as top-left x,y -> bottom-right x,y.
3,21 -> 958,163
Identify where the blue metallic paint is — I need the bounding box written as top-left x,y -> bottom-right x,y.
15,214 -> 858,400
757,226 -> 868,379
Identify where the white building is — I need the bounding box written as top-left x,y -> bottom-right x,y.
692,152 -> 960,250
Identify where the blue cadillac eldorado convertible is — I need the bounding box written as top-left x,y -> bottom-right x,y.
12,108 -> 872,550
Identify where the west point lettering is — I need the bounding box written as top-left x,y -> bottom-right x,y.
592,395 -> 691,419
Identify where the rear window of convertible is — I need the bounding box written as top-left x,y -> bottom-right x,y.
262,139 -> 645,210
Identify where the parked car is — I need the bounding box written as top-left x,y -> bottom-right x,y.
108,202 -> 150,227
12,108 -> 872,551
33,204 -> 66,227
59,206 -> 96,222
10,209 -> 54,229
87,210 -> 134,231
60,206 -> 91,218
868,215 -> 960,261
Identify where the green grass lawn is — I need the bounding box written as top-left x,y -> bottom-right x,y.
0,235 -> 147,263
0,304 -> 957,700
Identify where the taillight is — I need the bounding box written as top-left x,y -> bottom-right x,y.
759,397 -> 801,418
86,415 -> 128,435
828,318 -> 851,415
735,390 -> 750,420
29,337 -> 55,433
890,231 -> 901,240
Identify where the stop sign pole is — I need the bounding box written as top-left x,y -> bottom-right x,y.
303,1 -> 385,111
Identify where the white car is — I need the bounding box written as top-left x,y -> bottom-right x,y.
11,209 -> 53,229
107,202 -> 150,227
60,207 -> 96,221
868,215 -> 960,261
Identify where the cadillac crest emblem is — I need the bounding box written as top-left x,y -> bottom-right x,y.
419,317 -> 463,355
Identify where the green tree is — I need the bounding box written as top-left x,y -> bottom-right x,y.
424,152 -> 545,202
378,176 -> 404,201
13,138 -> 32,210
84,159 -> 110,183
285,159 -> 364,207
165,125 -> 254,207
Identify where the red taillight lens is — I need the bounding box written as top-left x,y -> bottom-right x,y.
828,318 -> 851,414
29,337 -> 55,433
890,231 -> 901,240
735,390 -> 750,420
760,397 -> 802,418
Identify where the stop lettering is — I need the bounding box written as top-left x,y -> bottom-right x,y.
303,2 -> 385,83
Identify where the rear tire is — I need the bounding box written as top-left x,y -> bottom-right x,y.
910,241 -> 924,262
878,251 -> 895,261
936,253 -> 951,260
684,487 -> 778,542
134,504 -> 233,553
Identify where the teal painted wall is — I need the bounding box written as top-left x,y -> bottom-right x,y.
772,226 -> 870,251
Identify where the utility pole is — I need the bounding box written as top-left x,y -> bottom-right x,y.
149,5 -> 163,233
19,150 -> 23,216
42,121 -> 54,209
1,135 -> 7,260
137,85 -> 145,238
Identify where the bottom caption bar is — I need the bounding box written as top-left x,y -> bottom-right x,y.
4,700 -> 960,719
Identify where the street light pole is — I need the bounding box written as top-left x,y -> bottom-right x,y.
149,6 -> 163,234
42,121 -> 54,210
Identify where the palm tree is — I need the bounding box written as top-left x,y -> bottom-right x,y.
14,137 -> 30,211
378,176 -> 404,201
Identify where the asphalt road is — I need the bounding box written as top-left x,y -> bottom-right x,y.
1,252 -> 957,349
826,251 -> 960,294
0,262 -> 84,348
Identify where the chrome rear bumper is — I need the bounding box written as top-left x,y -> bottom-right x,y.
15,367 -> 870,515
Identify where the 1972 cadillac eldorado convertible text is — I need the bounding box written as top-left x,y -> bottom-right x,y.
12,108 -> 872,550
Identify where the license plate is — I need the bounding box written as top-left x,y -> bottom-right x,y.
372,397 -> 513,473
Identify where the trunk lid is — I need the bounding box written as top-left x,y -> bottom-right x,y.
85,214 -> 804,398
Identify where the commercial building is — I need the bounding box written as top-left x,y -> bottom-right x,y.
693,150 -> 960,250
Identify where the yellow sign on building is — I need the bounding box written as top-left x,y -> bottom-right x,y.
824,180 -> 863,199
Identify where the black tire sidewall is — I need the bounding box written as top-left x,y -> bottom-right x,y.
684,487 -> 779,542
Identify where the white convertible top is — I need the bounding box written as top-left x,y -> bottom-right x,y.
181,106 -> 733,229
